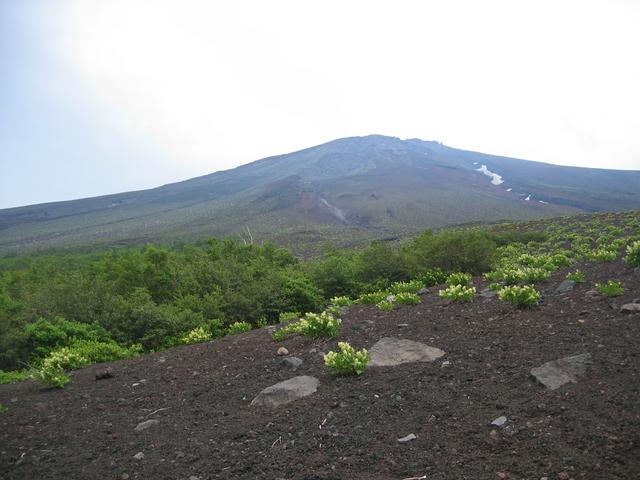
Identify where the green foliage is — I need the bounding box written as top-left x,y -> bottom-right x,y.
31,347 -> 88,388
180,327 -> 212,345
438,285 -> 476,302
394,292 -> 421,305
595,280 -> 624,297
376,300 -> 395,311
330,296 -> 353,307
0,403 -> 6,414
31,365 -> 70,388
226,321 -> 253,335
324,342 -> 370,375
566,270 -> 585,283
0,369 -> 29,384
587,248 -> 618,262
65,340 -> 141,363
272,311 -> 342,340
357,291 -> 390,304
498,285 -> 540,307
389,280 -> 424,294
445,272 -> 472,287
278,311 -> 300,323
415,268 -> 446,287
625,240 -> 640,267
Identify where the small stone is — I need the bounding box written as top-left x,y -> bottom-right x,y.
418,287 -> 428,295
488,429 -> 499,440
120,474 -> 130,480
397,323 -> 409,328
281,356 -> 303,369
480,288 -> 498,298
555,279 -> 576,293
95,367 -> 114,380
620,303 -> 640,314
277,347 -> 289,356
441,360 -> 451,368
10,397 -> 17,403
133,452 -> 145,460
397,433 -> 417,443
134,419 -> 159,432
251,376 -> 320,407
491,416 -> 507,427
189,476 -> 201,480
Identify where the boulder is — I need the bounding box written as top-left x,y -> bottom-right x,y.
530,353 -> 592,390
368,337 -> 445,367
620,303 -> 640,314
251,376 -> 319,407
281,356 -> 303,369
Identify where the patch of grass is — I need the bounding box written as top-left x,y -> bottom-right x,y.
394,292 -> 421,305
0,403 -> 6,414
0,370 -> 30,385
226,321 -> 253,335
376,300 -> 395,311
595,280 -> 624,297
566,269 -> 585,283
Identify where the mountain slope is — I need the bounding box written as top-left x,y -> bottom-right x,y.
1,135 -> 639,253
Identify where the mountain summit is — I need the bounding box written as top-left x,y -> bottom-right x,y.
1,135 -> 639,253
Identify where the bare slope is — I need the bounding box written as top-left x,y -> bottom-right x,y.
2,135 -> 639,253
1,256 -> 639,479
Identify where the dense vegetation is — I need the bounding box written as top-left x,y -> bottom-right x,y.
1,211 -> 638,385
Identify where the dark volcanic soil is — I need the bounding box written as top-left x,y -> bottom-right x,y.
1,259 -> 639,480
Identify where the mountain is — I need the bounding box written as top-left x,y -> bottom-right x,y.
1,135 -> 639,254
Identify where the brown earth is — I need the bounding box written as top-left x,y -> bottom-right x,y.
1,259 -> 639,480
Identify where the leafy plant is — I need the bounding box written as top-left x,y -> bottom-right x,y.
416,268 -> 447,287
566,269 -> 585,283
278,311 -> 300,323
376,300 -> 395,311
226,321 -> 253,335
389,280 -> 424,295
0,370 -> 29,385
31,364 -> 70,388
498,285 -> 540,307
439,285 -> 476,302
625,240 -> 640,267
357,291 -> 390,304
272,311 -> 342,340
445,272 -> 472,287
324,342 -> 370,375
595,280 -> 624,297
180,326 -> 212,345
0,403 -> 6,414
394,292 -> 421,305
588,249 -> 618,262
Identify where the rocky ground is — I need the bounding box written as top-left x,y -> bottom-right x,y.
1,258 -> 639,480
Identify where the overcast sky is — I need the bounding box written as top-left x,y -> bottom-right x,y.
1,0 -> 639,209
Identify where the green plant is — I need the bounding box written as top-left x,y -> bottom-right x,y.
595,280 -> 624,297
566,270 -> 585,283
278,311 -> 300,323
394,292 -> 421,305
31,364 -> 70,388
0,403 -> 6,414
445,272 -> 472,287
330,296 -> 353,307
498,285 -> 540,307
180,326 -> 212,345
324,342 -> 370,375
588,249 -> 618,262
416,268 -> 446,287
439,285 -> 476,302
389,280 -> 424,295
0,370 -> 29,385
357,291 -> 390,304
376,300 -> 395,311
226,321 -> 253,335
625,240 -> 640,267
272,311 -> 342,340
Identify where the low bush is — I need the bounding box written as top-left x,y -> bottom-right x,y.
357,291 -> 389,304
439,285 -> 476,302
376,300 -> 395,311
625,240 -> 640,267
330,296 -> 353,307
498,285 -> 540,307
595,280 -> 624,297
416,269 -> 447,287
272,311 -> 342,340
445,272 -> 472,287
0,403 -> 6,414
66,340 -> 141,363
180,327 -> 212,345
0,370 -> 29,385
226,321 -> 253,335
389,280 -> 424,295
394,292 -> 421,305
278,311 -> 300,323
566,270 -> 585,283
324,342 -> 370,375
588,249 -> 618,262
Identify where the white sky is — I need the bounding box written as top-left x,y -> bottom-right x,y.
1,0 -> 639,208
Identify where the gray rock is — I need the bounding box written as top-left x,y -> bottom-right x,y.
134,419 -> 160,432
281,356 -> 303,369
531,353 -> 592,390
277,347 -> 289,356
251,376 -> 320,407
418,287 -> 429,295
479,288 -> 498,298
491,416 -> 507,427
397,323 -> 409,328
368,337 -> 445,367
620,303 -> 640,314
95,367 -> 114,380
133,452 -> 145,460
397,433 -> 417,443
555,279 -> 576,293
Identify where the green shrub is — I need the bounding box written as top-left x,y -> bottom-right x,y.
272,311 -> 342,340
498,285 -> 540,307
0,403 -> 6,414
0,370 -> 29,385
416,269 -> 446,287
389,280 -> 424,295
330,296 -> 353,307
324,342 -> 370,375
588,249 -> 618,262
180,327 -> 212,345
566,270 -> 585,283
445,272 -> 472,287
595,280 -> 624,297
278,311 -> 300,323
439,285 -> 476,302
394,292 -> 421,305
226,321 -> 253,335
31,364 -> 70,388
31,347 -> 88,388
66,340 -> 141,363
490,267 -> 550,285
376,300 -> 395,311
357,291 -> 389,304
625,240 -> 640,267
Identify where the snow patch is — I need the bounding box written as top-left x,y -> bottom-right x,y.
525,194 -> 531,201
506,188 -> 513,192
476,165 -> 504,185
539,200 -> 548,204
